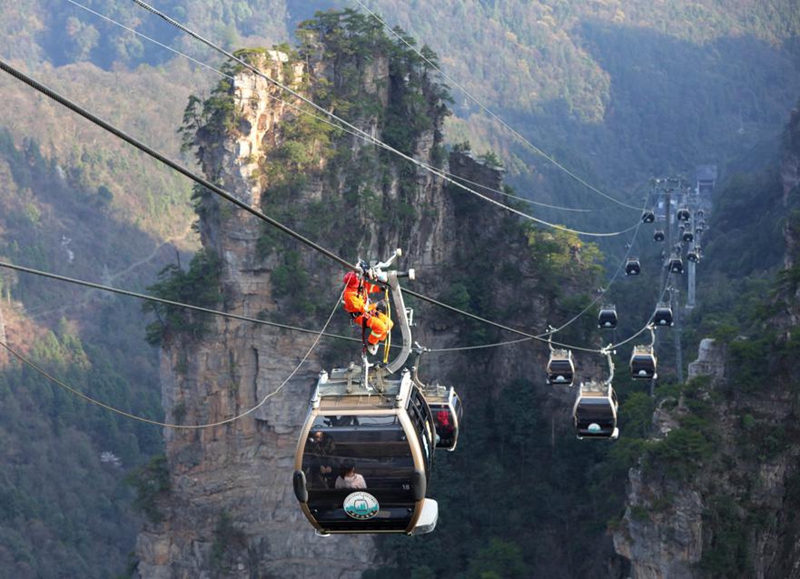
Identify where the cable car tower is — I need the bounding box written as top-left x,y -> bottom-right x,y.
293,250 -> 447,536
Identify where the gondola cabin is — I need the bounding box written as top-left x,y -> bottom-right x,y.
653,229 -> 665,242
687,248 -> 699,262
668,257 -> 684,274
642,211 -> 656,224
697,209 -> 705,219
597,305 -> 618,329
630,345 -> 657,380
572,381 -> 619,440
547,349 -> 575,386
653,304 -> 674,326
625,258 -> 641,276
293,366 -> 438,535
682,231 -> 694,243
421,383 -> 463,452
677,208 -> 690,221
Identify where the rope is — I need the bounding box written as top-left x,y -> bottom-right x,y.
0,290 -> 342,429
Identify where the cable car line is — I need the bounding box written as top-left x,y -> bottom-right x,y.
0,63 -> 654,356
64,0 -> 223,79
351,0 -> 643,213
128,0 -> 642,238
0,60 -> 646,355
0,59 -> 356,273
543,196 -> 649,338
0,260 -> 362,344
0,291 -> 342,429
69,0 -> 595,219
446,173 -> 593,213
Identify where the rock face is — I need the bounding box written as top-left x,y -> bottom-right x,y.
132,41 -> 502,577
133,17 -> 603,576
135,52 -> 382,579
613,468 -> 704,579
686,338 -> 725,384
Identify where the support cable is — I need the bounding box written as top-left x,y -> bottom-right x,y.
66,0 -> 592,217
352,0 -> 642,212
0,289 -> 342,429
0,59 -> 356,272
0,60 -> 647,355
129,0 -> 640,238
0,260 -> 360,343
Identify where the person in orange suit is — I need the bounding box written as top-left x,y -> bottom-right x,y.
342,270 -> 381,316
341,271 -> 393,356
359,301 -> 393,355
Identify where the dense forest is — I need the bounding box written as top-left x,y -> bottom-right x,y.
0,1 -> 799,577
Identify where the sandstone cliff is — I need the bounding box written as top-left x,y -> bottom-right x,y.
135,33 -> 465,579
133,13 -> 604,577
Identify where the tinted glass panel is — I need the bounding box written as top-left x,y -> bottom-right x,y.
453,396 -> 463,425
302,416 -> 414,492
575,399 -> 614,423
549,360 -> 573,373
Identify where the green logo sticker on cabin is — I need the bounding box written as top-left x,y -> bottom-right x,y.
343,492 -> 380,520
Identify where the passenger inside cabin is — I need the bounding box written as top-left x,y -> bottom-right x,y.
435,410 -> 454,445
335,459 -> 367,489
306,430 -> 335,488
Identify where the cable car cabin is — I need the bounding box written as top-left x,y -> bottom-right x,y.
625,258 -> 641,276
630,345 -> 657,380
687,248 -> 699,262
547,349 -> 575,386
641,211 -> 655,224
668,257 -> 684,274
421,384 -> 463,452
653,229 -> 665,242
598,305 -> 618,329
682,231 -> 694,243
677,208 -> 690,221
572,381 -> 619,440
293,366 -> 438,536
653,304 -> 674,327
697,209 -> 705,219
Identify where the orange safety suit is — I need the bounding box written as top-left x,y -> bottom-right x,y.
342,272 -> 381,315
353,310 -> 394,346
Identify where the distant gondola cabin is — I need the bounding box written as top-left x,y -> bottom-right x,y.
573,381 -> 619,440
653,304 -> 674,326
547,349 -> 575,386
597,305 -> 618,329
422,384 -> 463,452
630,345 -> 657,380
625,258 -> 641,276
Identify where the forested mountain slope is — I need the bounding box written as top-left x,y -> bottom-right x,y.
0,1 -> 799,577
